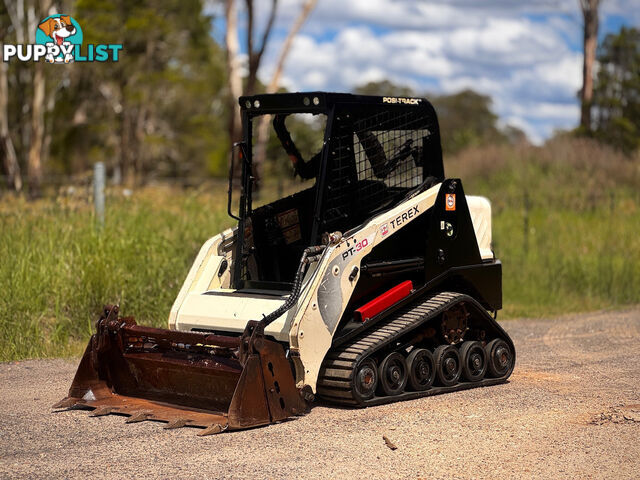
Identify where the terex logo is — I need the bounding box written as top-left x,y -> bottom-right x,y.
3,14 -> 122,64
390,206 -> 420,229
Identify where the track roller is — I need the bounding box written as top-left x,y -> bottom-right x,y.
433,345 -> 462,387
406,348 -> 435,391
459,341 -> 487,382
485,338 -> 514,378
377,352 -> 408,396
353,358 -> 379,402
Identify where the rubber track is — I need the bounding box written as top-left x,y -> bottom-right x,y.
316,291 -> 512,406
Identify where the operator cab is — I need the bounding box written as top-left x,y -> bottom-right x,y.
230,92 -> 444,291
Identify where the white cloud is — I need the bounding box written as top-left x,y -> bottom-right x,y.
241,0 -> 639,142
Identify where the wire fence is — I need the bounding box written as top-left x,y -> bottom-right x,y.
0,173 -> 229,198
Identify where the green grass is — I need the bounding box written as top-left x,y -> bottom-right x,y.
1,137 -> 639,361
0,186 -> 232,361
447,137 -> 640,317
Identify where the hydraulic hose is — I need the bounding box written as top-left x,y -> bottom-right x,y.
260,245 -> 326,327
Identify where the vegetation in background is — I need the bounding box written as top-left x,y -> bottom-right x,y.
1,4 -> 639,361
1,0 -> 229,195
58,0 -> 229,180
355,81 -> 525,155
0,187 -> 232,360
447,138 -> 640,317
591,27 -> 640,153
1,137 -> 639,361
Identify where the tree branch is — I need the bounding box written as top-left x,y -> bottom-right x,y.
245,0 -> 254,63
266,0 -> 317,93
245,0 -> 278,95
255,0 -> 278,68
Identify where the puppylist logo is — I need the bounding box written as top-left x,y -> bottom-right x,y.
3,14 -> 122,64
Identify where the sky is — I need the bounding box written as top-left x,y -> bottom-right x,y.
214,0 -> 640,144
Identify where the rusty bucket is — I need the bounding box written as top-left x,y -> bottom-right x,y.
53,305 -> 307,435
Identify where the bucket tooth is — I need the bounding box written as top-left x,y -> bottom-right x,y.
164,418 -> 189,429
198,423 -> 228,436
52,397 -> 78,409
90,406 -> 115,417
125,411 -> 151,424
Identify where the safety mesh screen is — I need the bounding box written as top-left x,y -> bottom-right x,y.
322,107 -> 434,231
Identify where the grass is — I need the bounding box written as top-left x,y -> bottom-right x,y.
0,186 -> 232,361
447,137 -> 640,317
1,137 -> 639,360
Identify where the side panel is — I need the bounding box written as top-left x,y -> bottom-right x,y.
290,183 -> 441,392
425,179 -> 482,279
423,179 -> 502,310
168,227 -> 235,329
467,195 -> 494,260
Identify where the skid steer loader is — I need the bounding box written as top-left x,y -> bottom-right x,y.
54,92 -> 515,435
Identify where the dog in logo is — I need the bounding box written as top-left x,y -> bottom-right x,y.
38,15 -> 76,63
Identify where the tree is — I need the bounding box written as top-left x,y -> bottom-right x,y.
355,80 -> 416,98
224,0 -> 317,186
592,27 -> 640,153
2,0 -> 56,196
0,14 -> 22,191
432,90 -> 505,154
355,81 -> 509,154
252,0 -> 318,185
579,0 -> 600,131
64,0 -> 228,183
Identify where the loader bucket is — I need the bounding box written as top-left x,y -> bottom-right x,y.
53,305 -> 307,435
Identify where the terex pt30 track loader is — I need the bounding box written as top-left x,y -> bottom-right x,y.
55,93 -> 515,434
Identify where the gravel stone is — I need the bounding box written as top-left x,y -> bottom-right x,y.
1,308 -> 639,479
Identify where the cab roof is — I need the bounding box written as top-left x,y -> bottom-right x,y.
238,91 -> 434,116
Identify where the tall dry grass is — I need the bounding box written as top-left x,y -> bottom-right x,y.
0,186 -> 232,361
448,137 -> 640,317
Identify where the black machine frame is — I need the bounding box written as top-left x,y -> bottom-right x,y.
230,92 -> 445,289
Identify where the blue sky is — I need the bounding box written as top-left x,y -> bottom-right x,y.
214,0 -> 640,143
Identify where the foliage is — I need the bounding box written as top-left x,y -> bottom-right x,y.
0,185 -> 232,361
355,81 -> 518,155
591,27 -> 640,154
1,0 -> 229,188
432,89 -> 507,154
355,80 -> 417,98
447,137 -> 640,317
1,137 -> 639,360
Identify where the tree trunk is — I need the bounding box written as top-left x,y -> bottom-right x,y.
244,0 -> 278,96
26,0 -> 52,197
27,60 -> 45,197
580,0 -> 599,131
0,46 -> 22,191
253,0 -> 318,183
225,0 -> 243,186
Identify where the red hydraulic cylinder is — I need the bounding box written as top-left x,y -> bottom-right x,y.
354,280 -> 413,322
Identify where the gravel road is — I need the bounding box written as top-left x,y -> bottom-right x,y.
1,308 -> 639,479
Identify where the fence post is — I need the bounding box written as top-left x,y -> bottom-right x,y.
94,162 -> 105,227
523,189 -> 530,256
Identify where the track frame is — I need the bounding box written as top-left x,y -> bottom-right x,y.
317,291 -> 515,406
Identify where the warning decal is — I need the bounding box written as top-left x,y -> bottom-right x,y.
445,193 -> 456,211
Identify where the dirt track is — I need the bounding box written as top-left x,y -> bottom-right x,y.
1,308 -> 639,479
